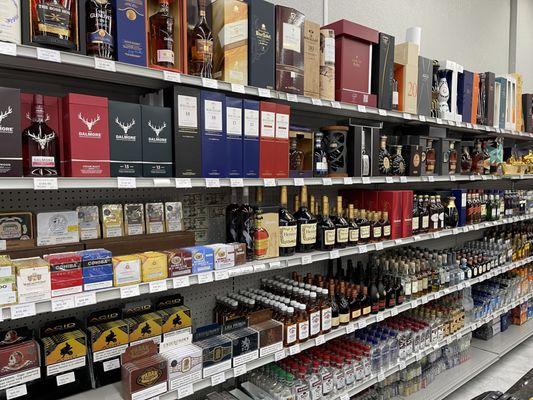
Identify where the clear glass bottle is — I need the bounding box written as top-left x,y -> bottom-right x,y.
313,132 -> 328,177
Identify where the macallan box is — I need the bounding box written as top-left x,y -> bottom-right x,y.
62,94 -> 110,177
0,87 -> 21,177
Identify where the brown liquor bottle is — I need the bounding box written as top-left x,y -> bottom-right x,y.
279,186 -> 297,257
347,205 -> 359,246
283,306 -> 297,347
296,303 -> 309,343
349,287 -> 361,320
336,282 -> 350,325
329,282 -> 340,329
357,209 -> 371,243
320,287 -> 332,334
449,141 -> 458,174
333,196 -> 349,248
188,0 -> 213,77
371,212 -> 382,242
381,211 -> 391,241
471,140 -> 484,175
149,0 -> 175,68
308,291 -> 321,338
294,186 -> 318,252
425,139 -> 436,174
86,0 -> 114,59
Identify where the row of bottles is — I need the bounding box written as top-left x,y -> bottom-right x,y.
411,194 -> 458,233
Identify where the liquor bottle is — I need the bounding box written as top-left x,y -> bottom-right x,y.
294,194 -> 300,213
149,0 -> 175,68
361,134 -> 370,177
378,135 -> 392,175
425,139 -> 436,174
296,303 -> 309,343
22,94 -> 60,176
253,211 -> 269,258
436,195 -> 445,229
369,267 -> 380,314
226,188 -> 239,242
188,0 -> 213,77
381,211 -> 391,240
420,195 -> 430,233
294,186 -> 317,253
313,131 -> 328,177
385,276 -> 396,308
347,205 -> 359,246
333,196 -> 349,249
479,191 -> 487,222
376,266 -> 386,311
461,146 -> 472,174
471,140 -> 484,174
392,79 -> 399,110
357,209 -> 371,243
328,282 -> 340,329
237,187 -> 254,260
283,306 -> 297,347
317,196 -> 336,251
336,282 -> 350,325
279,186 -> 297,257
86,0 -> 114,59
335,259 -> 344,282
466,193 -> 474,225
371,211 -> 382,242
391,145 -> 406,176
481,140 -> 491,175
412,195 -> 420,235
289,137 -> 304,171
32,0 -> 75,49
349,287 -> 361,320
320,287 -> 332,334
394,277 -> 404,305
307,292 -> 321,338
449,141 -> 458,173
444,196 -> 459,228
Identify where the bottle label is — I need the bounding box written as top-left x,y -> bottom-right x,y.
431,213 -> 439,229
321,307 -> 332,331
300,223 -> 317,244
178,95 -> 198,128
336,227 -> 349,243
422,216 -> 429,229
298,321 -> 309,340
412,280 -> 418,293
311,380 -> 322,400
339,312 -> 350,324
286,325 -> 297,344
32,156 -> 55,168
372,226 -> 382,238
371,304 -> 379,313
355,364 -> 364,380
331,316 -> 340,328
324,229 -> 335,246
345,367 -> 355,385
226,106 -> 242,136
351,309 -> 361,319
282,22 -> 301,52
315,160 -> 328,172
253,235 -> 268,257
412,217 -> 419,231
310,311 -> 321,336
360,226 -> 370,239
279,225 -> 297,247
403,279 -> 411,296
383,225 -> 391,237
349,228 -> 359,243
362,155 -> 370,176
362,306 -> 371,315
334,371 -> 345,390
379,299 -> 385,310
157,49 -> 175,64
322,372 -> 333,395
194,38 -> 213,62
295,384 -> 310,400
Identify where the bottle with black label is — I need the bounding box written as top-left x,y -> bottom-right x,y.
279,186 -> 297,256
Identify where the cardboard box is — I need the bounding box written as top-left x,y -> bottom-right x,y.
289,127 -> 313,178
471,73 -> 480,124
161,344 -> 202,391
505,75 -> 517,130
523,93 -> 533,133
141,105 -> 173,177
400,190 -> 413,238
243,99 -> 260,178
254,209 -> 279,260
417,56 -> 432,117
274,104 -> 290,178
201,91 -> 226,177
205,244 -> 235,270
163,249 -> 192,277
139,251 -> 167,282
112,254 -> 141,287
181,246 -> 214,274
14,257 -> 51,303
495,77 -> 507,129
372,33 -> 395,110
259,101 -> 277,177
378,191 -> 403,239
394,63 -> 417,114
126,312 -> 162,345
36,211 -> 79,246
0,87 -> 21,177
479,72 -> 495,126
345,118 -> 381,177
113,0 -> 147,67
0,1 -> 21,43
226,97 -> 243,177
303,20 -> 320,99
319,28 -> 335,101
248,0 -> 275,89
458,70 -> 473,123
44,252 -> 83,297
79,248 -> 113,291
439,60 -> 463,122
451,189 -> 467,227
157,305 -> 192,338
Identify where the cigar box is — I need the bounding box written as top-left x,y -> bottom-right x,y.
124,204 -> 145,236
320,29 -> 335,101
222,317 -> 259,367
0,337 -> 41,396
0,87 -> 22,177
182,246 -> 214,274
101,204 -> 124,238
112,254 -> 142,287
250,319 -> 283,357
164,202 -> 183,232
230,242 -> 246,265
0,212 -> 33,241
248,0 -> 275,90
13,257 -> 51,303
121,341 -> 168,400
161,343 -> 203,391
163,249 -> 192,277
138,251 -> 167,282
125,312 -> 162,346
193,324 -> 232,377
43,252 -> 82,297
41,329 -> 87,371
76,206 -> 100,240
36,211 -> 79,247
0,257 -> 16,307
79,248 -> 113,291
205,244 -> 235,270
157,305 -> 192,339
303,20 -> 320,99
145,203 -> 165,234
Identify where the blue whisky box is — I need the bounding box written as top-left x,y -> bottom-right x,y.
113,0 -> 147,67
226,97 -> 243,177
248,0 -> 275,89
243,99 -> 260,178
495,77 -> 507,129
451,189 -> 467,227
201,91 -> 226,177
458,70 -> 473,123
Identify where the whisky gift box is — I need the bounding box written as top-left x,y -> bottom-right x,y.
303,20 -> 320,99
222,317 -> 259,367
458,70 -> 474,123
289,127 -> 313,178
345,118 -> 381,177
394,42 -> 418,114
440,60 -> 463,122
275,104 -> 290,178
471,73 -> 480,124
319,29 -> 335,101
0,87 -> 21,177
0,1 -> 21,43
141,105 -> 173,177
322,19 -> 379,107
400,190 -> 413,238
402,145 -> 421,176
79,248 -> 113,291
434,138 -> 459,175
161,343 -> 203,391
193,324 -> 232,378
226,97 -> 243,177
108,101 -> 143,177
511,73 -> 523,131
62,93 -> 110,177
417,56 -> 433,117
495,76 -> 507,129
275,5 -> 305,94
259,101 -> 277,178
164,86 -> 201,177
522,94 -> 533,133
494,80 -> 502,128
113,0 -> 147,67
479,72 -> 496,126
248,0 -> 275,89
378,191 -> 403,239
451,189 -> 467,227
201,91 -> 226,177
371,33 -> 395,110
243,99 -> 260,178
505,75 -> 517,131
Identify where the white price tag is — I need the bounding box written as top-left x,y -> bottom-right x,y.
175,178 -> 192,188
37,48 -> 61,63
286,93 -> 298,102
0,240 -> 6,251
269,261 -> 281,269
469,175 -> 477,181
362,177 -> 371,184
233,364 -> 247,377
400,176 -> 408,183
94,57 -> 116,72
263,178 -> 276,187
177,383 -> 194,399
466,123 -> 473,129
378,109 -> 387,116
294,178 -> 305,186
74,292 -> 96,307
436,118 -> 443,124
289,344 -> 301,355
163,70 -> 181,83
202,78 -> 218,89
403,113 -> 412,120
330,250 -> 339,259
377,372 -> 386,382
34,177 -> 58,190
331,101 -> 342,109
450,175 -> 456,181
257,88 -> 271,98
322,177 -> 333,185
10,303 -> 36,319
231,83 -> 245,94
117,177 -> 136,189
357,105 -> 367,113
415,352 -> 423,361
358,319 -> 367,329
419,115 -> 426,122
481,175 -> 488,180
433,232 -> 440,239
253,264 -> 267,273
312,98 -> 323,106
391,308 -> 398,316
315,335 -> 325,346
343,177 -> 353,185
173,276 -> 190,288
230,178 -> 244,187
358,244 -> 368,253
399,361 -> 406,370
274,350 -> 286,361
386,176 -> 394,183
211,372 -> 226,386
56,371 -> 75,386
120,285 -> 140,299
197,272 -> 214,284
153,178 -> 171,186
6,384 -> 27,399
205,178 -> 221,188
346,323 -> 356,334
395,238 -> 403,245
427,175 -> 435,182
301,255 -> 313,265
340,394 -> 350,400
214,270 -> 230,281
375,242 -> 384,251
0,42 -> 17,56
447,336 -> 453,344
376,313 -> 384,322
51,296 -> 75,312
149,280 -> 168,293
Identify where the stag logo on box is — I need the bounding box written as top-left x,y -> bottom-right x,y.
114,117 -> 137,142
147,120 -> 167,143
78,113 -> 102,138
0,106 -> 14,134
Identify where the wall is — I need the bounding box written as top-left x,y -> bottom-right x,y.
515,0 -> 533,92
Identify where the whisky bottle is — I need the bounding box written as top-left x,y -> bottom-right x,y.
236,187 -> 254,260
313,131 -> 328,177
33,0 -> 75,49
471,140 -> 484,174
253,212 -> 269,258
361,133 -> 370,176
481,140 -> 491,175
283,306 -> 297,347
336,282 -> 350,325
420,195 -> 430,233
357,209 -> 371,243
444,196 -> 459,228
349,287 -> 361,320
429,196 -> 439,232
381,211 -> 391,240
412,195 -> 420,234
307,292 -> 321,338
22,94 -> 60,177
86,0 -> 114,59
369,267 -> 379,314
425,139 -> 436,175
289,137 -> 304,171
279,186 -> 297,256
392,79 -> 399,110
328,282 -> 340,329
226,188 -> 239,242
294,186 -> 317,253
449,141 -> 458,174
149,0 -> 175,68
378,135 -> 392,175
317,196 -> 336,251
391,145 -> 406,176
347,205 -> 359,246
466,193 -> 474,225
333,196 -> 349,249
320,288 -> 332,333
461,146 -> 472,174
371,212 -> 382,242
188,0 -> 213,77
436,195 -> 445,229
296,303 -> 309,343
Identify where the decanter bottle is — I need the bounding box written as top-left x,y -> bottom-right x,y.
391,145 -> 406,176
378,135 -> 392,175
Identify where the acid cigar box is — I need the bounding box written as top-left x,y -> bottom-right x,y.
79,248 -> 113,291
123,300 -> 162,346
155,295 -> 192,339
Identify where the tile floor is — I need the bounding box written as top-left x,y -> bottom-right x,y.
444,337 -> 533,400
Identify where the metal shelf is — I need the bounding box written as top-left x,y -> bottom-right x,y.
472,318 -> 533,357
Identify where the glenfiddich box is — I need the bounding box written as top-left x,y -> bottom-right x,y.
141,105 -> 172,177
108,101 -> 143,177
243,99 -> 260,177
275,104 -> 290,178
113,0 -> 147,67
275,5 -> 305,94
522,94 -> 533,133
322,19 -> 379,107
0,0 -> 21,43
248,0 -> 275,89
201,91 -> 226,177
458,70 -> 474,123
417,56 -> 433,117
62,93 -> 110,177
226,97 -> 243,177
259,101 -> 277,177
320,29 -> 335,101
210,0 -> 248,85
0,87 -> 21,177
303,20 -> 320,99
372,33 -> 395,110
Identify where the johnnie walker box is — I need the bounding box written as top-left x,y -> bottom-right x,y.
201,90 -> 226,177
243,99 -> 260,177
113,0 -> 147,67
108,101 -> 143,177
417,56 -> 433,117
62,93 -> 110,177
371,32 -> 395,110
248,0 -> 275,89
141,105 -> 173,177
226,97 -> 243,177
0,87 -> 21,177
164,86 -> 202,177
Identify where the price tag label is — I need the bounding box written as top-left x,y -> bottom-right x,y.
153,178 -> 171,186
358,319 -> 367,329
264,178 -> 276,187
177,383 -> 194,399
375,242 -> 384,251
376,313 -> 384,322
427,175 -> 435,182
233,364 -> 247,377
163,70 -> 181,83
395,238 -> 403,245
0,240 -> 5,251
211,372 -> 226,386
466,123 -> 473,129
343,177 -> 353,185
399,361 -> 406,370
419,115 -> 426,122
340,394 -> 350,400
433,232 -> 440,239
346,323 -> 356,334
120,285 -> 140,299
447,336 -> 453,345
362,177 -> 371,184
117,177 -> 136,189
175,178 -> 193,188
378,109 -> 387,116
94,57 -> 116,72
173,276 -> 190,288
391,308 -> 398,316
197,272 -> 214,284
330,250 -> 340,259
6,384 -> 27,400
481,175 -> 488,180
311,98 -> 323,106
331,101 -> 342,109
34,177 -> 58,190
377,372 -> 386,382
301,255 -> 313,265
202,78 -> 218,89
357,105 -> 367,113
289,344 -> 301,355
294,178 -> 305,186
230,178 -> 244,187
149,280 -> 168,293
450,175 -> 456,181
286,93 -> 298,102
386,176 -> 394,183
436,118 -> 443,124
400,176 -> 408,183
51,296 -> 75,312
0,42 -> 17,56
358,244 -> 368,253
214,270 -> 230,281
469,175 -> 477,181
205,178 -> 221,188
322,177 -> 333,185
403,113 -> 412,120
253,264 -> 267,273
315,335 -> 325,346
11,303 -> 36,320
269,261 -> 281,269
231,83 -> 245,94
37,48 -> 61,63
415,352 -> 422,361
257,88 -> 271,98
74,292 -> 96,307
274,350 -> 286,361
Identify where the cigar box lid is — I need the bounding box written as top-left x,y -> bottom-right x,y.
64,93 -> 108,107
122,341 -> 158,364
0,328 -> 34,347
44,252 -> 82,265
12,257 -> 50,270
78,248 -> 112,260
87,308 -> 122,326
323,19 -> 379,44
40,318 -> 82,338
155,294 -> 184,310
0,339 -> 40,376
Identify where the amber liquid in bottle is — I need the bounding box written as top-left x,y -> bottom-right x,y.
283,306 -> 297,347
337,282 -> 350,325
279,186 -> 297,256
333,196 -> 349,249
188,0 -> 213,77
294,186 -> 318,253
349,287 -> 361,320
347,205 -> 359,246
149,0 -> 175,68
382,211 -> 391,240
329,282 -> 340,329
308,291 -> 321,338
371,211 -> 382,242
357,209 -> 371,243
317,196 -> 336,251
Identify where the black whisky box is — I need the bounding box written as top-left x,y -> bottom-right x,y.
345,118 -> 381,177
482,72 -> 496,126
108,101 -> 142,177
402,144 -> 421,176
164,86 -> 202,177
522,94 -> 533,133
417,56 -> 433,117
371,32 -> 395,110
433,138 -> 456,175
141,105 -> 173,177
248,0 -> 275,89
0,87 -> 21,177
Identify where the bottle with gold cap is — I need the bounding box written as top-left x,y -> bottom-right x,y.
382,211 -> 391,240
371,211 -> 382,242
279,186 -> 297,257
317,196 -> 336,251
294,186 -> 317,252
332,196 -> 349,249
357,209 -> 371,243
347,205 -> 359,246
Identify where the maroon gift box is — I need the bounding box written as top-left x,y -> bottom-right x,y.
62,94 -> 110,177
322,19 -> 379,107
275,104 -> 290,178
259,101 -> 277,178
378,190 -> 403,240
401,190 -> 413,238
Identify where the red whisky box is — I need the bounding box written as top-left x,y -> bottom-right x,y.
378,190 -> 403,239
275,104 -> 290,178
322,19 -> 379,107
401,190 -> 413,238
340,190 -> 364,210
62,94 -> 110,177
259,101 -> 277,178
44,252 -> 83,297
363,190 -> 379,212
